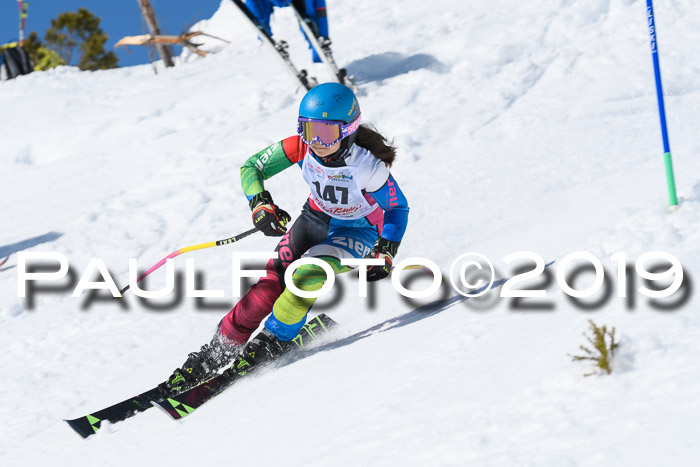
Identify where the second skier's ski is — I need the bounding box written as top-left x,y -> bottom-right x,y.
291,5 -> 358,91
230,0 -> 318,90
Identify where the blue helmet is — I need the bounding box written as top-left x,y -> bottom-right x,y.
299,83 -> 360,124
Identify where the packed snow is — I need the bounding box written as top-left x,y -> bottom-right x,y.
1,0 -> 700,465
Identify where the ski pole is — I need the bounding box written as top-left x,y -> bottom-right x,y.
118,227 -> 259,296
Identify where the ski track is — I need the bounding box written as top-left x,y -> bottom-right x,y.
2,0 -> 700,465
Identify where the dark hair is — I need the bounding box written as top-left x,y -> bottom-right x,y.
354,124 -> 397,167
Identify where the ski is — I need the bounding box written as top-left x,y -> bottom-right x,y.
229,0 -> 318,90
65,313 -> 336,437
64,387 -> 163,438
153,313 -> 337,420
291,5 -> 357,92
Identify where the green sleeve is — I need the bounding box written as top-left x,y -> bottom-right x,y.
240,140 -> 295,198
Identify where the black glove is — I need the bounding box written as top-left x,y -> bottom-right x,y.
249,191 -> 291,237
365,237 -> 400,282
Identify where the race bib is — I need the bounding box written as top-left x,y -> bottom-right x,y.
301,150 -> 379,220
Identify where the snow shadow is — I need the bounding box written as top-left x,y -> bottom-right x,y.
279,278 -> 510,369
347,52 -> 447,83
279,261 -> 555,367
0,231 -> 63,258
316,283 -> 505,352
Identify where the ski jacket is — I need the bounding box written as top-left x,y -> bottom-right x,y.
240,135 -> 409,242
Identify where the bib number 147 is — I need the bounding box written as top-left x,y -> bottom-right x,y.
312,181 -> 348,205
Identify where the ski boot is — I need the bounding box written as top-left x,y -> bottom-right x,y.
228,328 -> 294,377
229,314 -> 339,376
159,333 -> 241,396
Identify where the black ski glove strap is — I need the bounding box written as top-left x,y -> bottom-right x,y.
248,190 -> 273,210
249,191 -> 291,237
365,237 -> 400,282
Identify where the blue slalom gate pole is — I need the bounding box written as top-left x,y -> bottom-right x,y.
646,0 -> 678,208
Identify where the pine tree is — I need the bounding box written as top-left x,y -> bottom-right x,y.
44,8 -> 118,71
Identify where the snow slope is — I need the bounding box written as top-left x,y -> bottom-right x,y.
2,0 -> 700,465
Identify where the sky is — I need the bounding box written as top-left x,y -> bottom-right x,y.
0,0 -> 222,67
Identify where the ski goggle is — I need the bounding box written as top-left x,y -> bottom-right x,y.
297,115 -> 362,147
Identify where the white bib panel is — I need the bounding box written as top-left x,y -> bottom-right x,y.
301,147 -> 385,220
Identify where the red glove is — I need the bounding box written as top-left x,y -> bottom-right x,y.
249,191 -> 291,237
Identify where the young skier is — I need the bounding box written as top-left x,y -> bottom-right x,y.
160,83 -> 409,394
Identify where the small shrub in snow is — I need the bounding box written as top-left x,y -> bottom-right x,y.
570,320 -> 620,377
